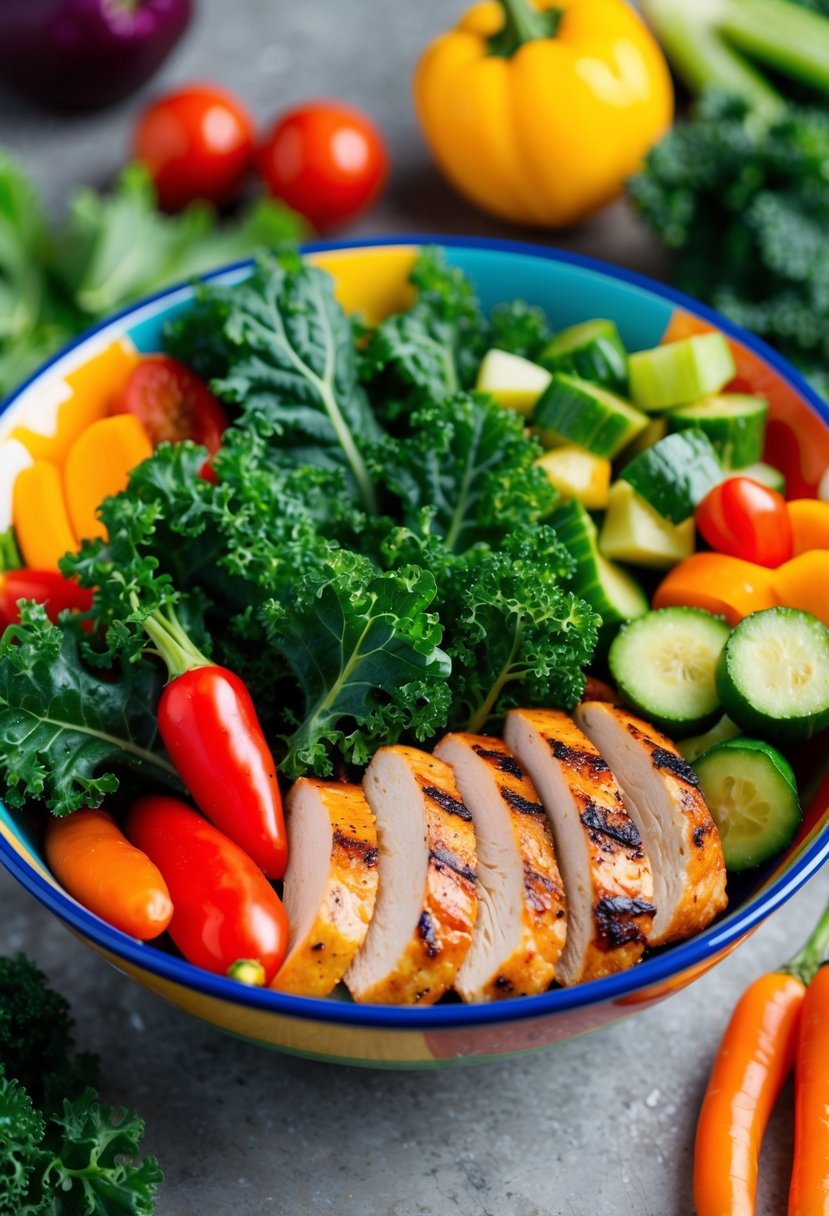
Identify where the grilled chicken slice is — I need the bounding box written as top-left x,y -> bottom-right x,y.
272,779 -> 379,996
504,708 -> 655,985
434,733 -> 567,1001
345,746 -> 478,1006
574,701 -> 728,946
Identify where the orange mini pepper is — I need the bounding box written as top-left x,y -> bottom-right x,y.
63,414 -> 153,543
652,552 -> 779,625
772,550 -> 829,628
413,0 -> 673,227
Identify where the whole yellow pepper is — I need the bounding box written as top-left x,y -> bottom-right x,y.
413,0 -> 673,227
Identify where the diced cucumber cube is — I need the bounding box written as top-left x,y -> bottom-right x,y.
629,333 -> 736,412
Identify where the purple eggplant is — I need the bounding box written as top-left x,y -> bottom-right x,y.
0,0 -> 193,112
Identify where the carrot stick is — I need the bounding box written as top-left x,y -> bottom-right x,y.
789,964 -> 829,1216
44,808 -> 173,940
694,901 -> 829,1216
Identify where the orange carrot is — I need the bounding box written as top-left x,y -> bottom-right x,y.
63,414 -> 153,543
12,461 -> 78,570
44,808 -> 173,940
694,902 -> 829,1216
789,964 -> 829,1216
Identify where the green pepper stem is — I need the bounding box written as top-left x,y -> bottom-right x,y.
143,605 -> 211,682
780,891 -> 829,988
488,0 -> 562,57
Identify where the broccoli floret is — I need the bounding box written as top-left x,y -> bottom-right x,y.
0,954 -> 98,1113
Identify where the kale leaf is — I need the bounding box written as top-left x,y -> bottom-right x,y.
261,550 -> 452,777
374,392 -> 557,552
165,249 -> 382,511
0,605 -> 179,815
630,91 -> 829,396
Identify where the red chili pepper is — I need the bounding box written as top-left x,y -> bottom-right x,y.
127,795 -> 288,983
144,608 -> 287,878
0,568 -> 93,630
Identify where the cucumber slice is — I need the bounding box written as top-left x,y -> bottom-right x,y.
599,480 -> 695,569
678,716 -> 741,763
533,374 -> 648,459
668,394 -> 768,469
539,319 -> 628,394
609,606 -> 730,735
716,607 -> 829,742
693,738 -> 801,871
736,462 -> 786,495
476,349 -> 552,418
549,499 -> 648,626
535,445 -> 611,509
619,429 -> 723,523
629,333 -> 736,412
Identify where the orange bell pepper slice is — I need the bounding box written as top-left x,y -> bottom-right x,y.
12,461 -> 78,570
787,499 -> 829,556
63,414 -> 153,543
772,550 -> 829,628
653,552 -> 779,626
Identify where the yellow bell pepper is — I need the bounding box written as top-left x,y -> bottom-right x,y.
413,0 -> 673,228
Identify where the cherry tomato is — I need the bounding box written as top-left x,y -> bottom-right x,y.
256,101 -> 388,232
695,477 -> 793,568
133,84 -> 255,210
115,355 -> 229,455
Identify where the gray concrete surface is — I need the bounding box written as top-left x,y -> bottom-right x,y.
0,2 -> 825,1213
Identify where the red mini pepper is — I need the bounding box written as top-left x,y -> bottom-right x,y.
143,607 -> 288,878
127,795 -> 288,983
0,569 -> 93,631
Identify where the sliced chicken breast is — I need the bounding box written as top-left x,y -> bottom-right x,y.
434,733 -> 567,1002
504,708 -> 655,985
272,778 -> 378,997
345,746 -> 478,1005
574,701 -> 728,946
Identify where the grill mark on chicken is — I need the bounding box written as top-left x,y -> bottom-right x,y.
581,802 -> 644,855
423,785 -> 473,821
694,823 -> 711,848
430,846 -> 478,886
332,829 -> 380,867
472,744 -> 524,778
651,747 -> 700,787
418,910 -> 441,958
595,896 -> 656,949
548,738 -> 610,773
500,786 -> 546,817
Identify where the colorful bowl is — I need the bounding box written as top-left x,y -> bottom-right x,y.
2,236 -> 829,1068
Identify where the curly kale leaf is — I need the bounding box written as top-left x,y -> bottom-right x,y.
437,527 -> 599,733
359,247 -> 489,425
0,605 -> 178,815
0,955 -> 98,1115
261,550 -> 452,777
164,249 -> 381,511
489,298 -> 551,360
0,1074 -> 162,1216
373,393 -> 557,552
630,91 -> 829,394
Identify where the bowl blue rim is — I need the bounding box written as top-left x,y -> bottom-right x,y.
2,233 -> 828,1033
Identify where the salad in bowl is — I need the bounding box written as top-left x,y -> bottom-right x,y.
1,237 -> 828,1067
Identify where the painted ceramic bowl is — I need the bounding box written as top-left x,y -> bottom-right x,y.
2,237 -> 829,1068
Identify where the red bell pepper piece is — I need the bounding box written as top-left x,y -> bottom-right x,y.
0,568 -> 94,630
143,608 -> 288,879
127,795 -> 288,984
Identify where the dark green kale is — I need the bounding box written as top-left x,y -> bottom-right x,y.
373,392 -> 557,553
0,954 -> 161,1215
489,298 -> 551,360
630,92 -> 829,397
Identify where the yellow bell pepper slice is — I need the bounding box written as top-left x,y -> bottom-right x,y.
13,461 -> 78,570
535,444 -> 610,508
63,415 -> 153,543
